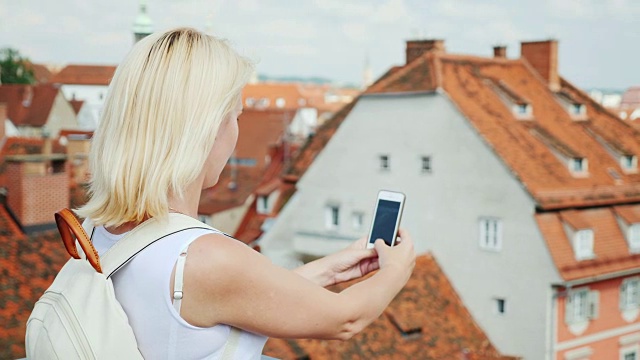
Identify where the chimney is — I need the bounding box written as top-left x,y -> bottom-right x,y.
406,39 -> 445,64
493,45 -> 507,59
521,40 -> 559,91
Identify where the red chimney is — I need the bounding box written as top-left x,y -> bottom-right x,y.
493,45 -> 507,58
521,40 -> 559,91
406,39 -> 445,64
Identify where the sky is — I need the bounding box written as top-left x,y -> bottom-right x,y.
1,0 -> 639,90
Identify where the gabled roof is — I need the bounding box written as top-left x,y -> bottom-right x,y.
50,64 -> 116,86
264,254 -> 518,360
0,230 -> 69,359
536,207 -> 640,282
291,48 -> 640,210
0,84 -> 60,127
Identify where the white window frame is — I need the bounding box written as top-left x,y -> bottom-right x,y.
621,278 -> 640,311
622,155 -> 638,172
621,344 -> 639,360
571,103 -> 586,116
257,195 -> 269,214
479,217 -> 502,252
512,103 -> 533,119
570,157 -> 588,174
379,154 -> 390,171
574,229 -> 595,260
325,204 -> 340,229
628,224 -> 640,252
565,288 -> 599,324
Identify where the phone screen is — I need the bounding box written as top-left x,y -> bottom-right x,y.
369,199 -> 401,246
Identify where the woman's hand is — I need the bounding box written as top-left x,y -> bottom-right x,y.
372,229 -> 415,282
294,237 -> 379,287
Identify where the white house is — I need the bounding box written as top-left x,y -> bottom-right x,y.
260,40 -> 640,359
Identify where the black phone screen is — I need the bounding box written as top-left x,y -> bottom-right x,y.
369,199 -> 401,246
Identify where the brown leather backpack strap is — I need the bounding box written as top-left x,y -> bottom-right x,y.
55,208 -> 102,273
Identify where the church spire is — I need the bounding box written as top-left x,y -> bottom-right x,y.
133,0 -> 153,44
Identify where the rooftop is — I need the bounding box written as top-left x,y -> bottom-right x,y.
264,254 -> 518,360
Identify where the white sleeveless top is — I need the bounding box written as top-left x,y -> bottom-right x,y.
92,225 -> 268,360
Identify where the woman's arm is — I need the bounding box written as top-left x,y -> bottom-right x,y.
293,237 -> 379,287
178,230 -> 415,340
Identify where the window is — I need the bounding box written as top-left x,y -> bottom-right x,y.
622,155 -> 638,171
621,278 -> 640,310
495,298 -> 506,315
352,212 -> 364,230
622,347 -> 639,360
571,103 -> 586,116
325,205 -> 340,229
421,156 -> 432,173
629,224 -> 640,251
571,158 -> 588,173
257,195 -> 269,214
565,288 -> 599,324
574,230 -> 595,260
245,97 -> 255,107
379,155 -> 390,171
479,218 -> 502,251
516,104 -> 531,115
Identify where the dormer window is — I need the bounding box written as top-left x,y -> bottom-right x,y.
570,103 -> 586,116
621,155 -> 638,171
485,78 -> 533,120
245,97 -> 255,107
628,224 -> 640,252
556,91 -> 588,120
570,157 -> 588,174
574,229 -> 595,260
514,103 -> 532,118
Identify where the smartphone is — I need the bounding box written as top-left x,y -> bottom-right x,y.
366,190 -> 406,249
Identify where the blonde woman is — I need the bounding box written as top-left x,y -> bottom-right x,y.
77,27 -> 415,359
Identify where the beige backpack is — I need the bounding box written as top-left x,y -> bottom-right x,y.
25,209 -> 241,359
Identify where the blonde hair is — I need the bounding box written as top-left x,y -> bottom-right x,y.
77,28 -> 253,227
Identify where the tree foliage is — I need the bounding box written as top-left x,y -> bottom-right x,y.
0,48 -> 36,84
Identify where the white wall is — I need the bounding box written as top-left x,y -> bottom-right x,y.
261,92 -> 561,359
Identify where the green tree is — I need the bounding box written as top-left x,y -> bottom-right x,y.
0,48 -> 36,84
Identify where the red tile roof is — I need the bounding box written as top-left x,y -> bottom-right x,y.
0,84 -> 60,127
264,254 -> 518,360
28,64 -> 54,84
243,82 -> 358,114
0,230 -> 69,359
536,207 -> 640,282
50,65 -> 116,86
296,49 -> 640,210
234,144 -> 295,244
69,99 -> 84,114
198,109 -> 295,215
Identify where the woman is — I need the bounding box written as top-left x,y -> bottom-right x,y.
77,27 -> 415,359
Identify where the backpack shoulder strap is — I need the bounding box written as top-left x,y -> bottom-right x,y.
98,213 -> 216,278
